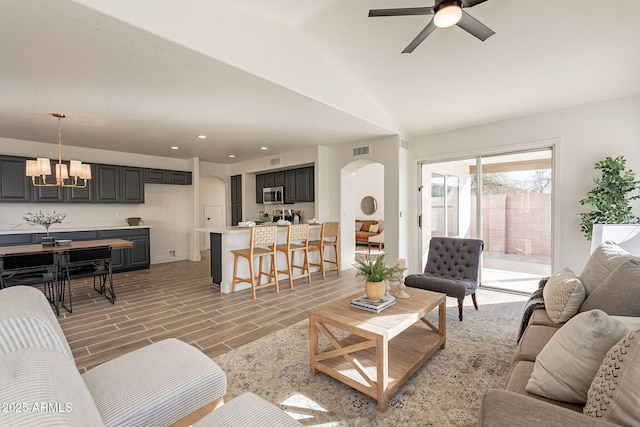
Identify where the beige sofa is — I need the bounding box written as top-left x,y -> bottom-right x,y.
479,242 -> 640,427
0,285 -> 301,427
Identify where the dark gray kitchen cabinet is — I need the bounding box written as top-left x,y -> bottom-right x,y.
65,164 -> 95,203
0,156 -> 31,202
144,168 -> 167,183
94,164 -> 120,203
98,228 -> 150,271
295,167 -> 314,202
167,171 -> 192,185
144,168 -> 192,185
255,174 -> 265,203
284,170 -> 296,204
121,167 -> 144,203
231,175 -> 242,226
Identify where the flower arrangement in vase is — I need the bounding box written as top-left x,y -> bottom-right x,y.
352,254 -> 399,300
23,210 -> 67,236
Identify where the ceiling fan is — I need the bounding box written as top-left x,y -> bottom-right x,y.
368,0 -> 495,53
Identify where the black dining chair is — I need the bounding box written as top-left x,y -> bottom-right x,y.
0,252 -> 60,314
59,246 -> 114,313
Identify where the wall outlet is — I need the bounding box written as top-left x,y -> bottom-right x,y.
169,250 -> 176,256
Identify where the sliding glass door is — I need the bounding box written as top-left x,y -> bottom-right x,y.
420,149 -> 553,294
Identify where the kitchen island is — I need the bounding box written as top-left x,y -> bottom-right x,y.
196,224 -> 328,294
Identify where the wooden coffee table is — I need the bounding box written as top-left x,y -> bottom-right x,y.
309,286 -> 446,412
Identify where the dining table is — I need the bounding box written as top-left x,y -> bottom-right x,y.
0,239 -> 134,256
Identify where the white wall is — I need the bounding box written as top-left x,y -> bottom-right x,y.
322,135 -> 403,267
355,163 -> 384,221
409,94 -> 640,274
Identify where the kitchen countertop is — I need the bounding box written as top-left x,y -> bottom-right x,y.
0,225 -> 153,235
196,223 -> 321,235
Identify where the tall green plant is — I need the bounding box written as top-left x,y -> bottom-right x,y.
579,155 -> 640,240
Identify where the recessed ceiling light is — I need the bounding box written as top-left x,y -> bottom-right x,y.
197,135 -> 207,139
170,146 -> 179,150
228,154 -> 236,158
260,146 -> 268,150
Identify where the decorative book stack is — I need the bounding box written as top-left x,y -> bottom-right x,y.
350,294 -> 396,313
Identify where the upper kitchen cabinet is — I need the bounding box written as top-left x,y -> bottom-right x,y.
255,174 -> 265,203
144,168 -> 192,185
121,167 -> 144,203
0,156 -> 31,202
295,167 -> 314,202
284,170 -> 296,204
94,164 -> 120,203
231,175 -> 242,226
65,164 -> 95,203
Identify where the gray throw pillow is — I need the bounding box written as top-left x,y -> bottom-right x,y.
355,222 -> 364,232
579,258 -> 640,316
579,241 -> 634,297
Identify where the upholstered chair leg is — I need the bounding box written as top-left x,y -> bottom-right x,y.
471,292 -> 478,310
457,299 -> 464,321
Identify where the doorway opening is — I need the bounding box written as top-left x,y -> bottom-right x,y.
421,149 -> 553,294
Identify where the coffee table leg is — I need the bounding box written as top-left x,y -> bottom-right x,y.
309,314 -> 318,375
377,336 -> 389,412
439,300 -> 446,349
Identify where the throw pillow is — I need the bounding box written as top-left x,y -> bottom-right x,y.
579,241 -> 634,297
355,222 -> 364,232
543,267 -> 586,323
369,223 -> 379,233
377,220 -> 384,231
525,309 -> 629,404
580,259 -> 640,316
584,329 -> 640,425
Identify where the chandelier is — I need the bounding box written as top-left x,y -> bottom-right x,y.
26,113 -> 92,188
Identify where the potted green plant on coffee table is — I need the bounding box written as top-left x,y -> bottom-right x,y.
352,255 -> 399,300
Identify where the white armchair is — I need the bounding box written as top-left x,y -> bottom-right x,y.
367,229 -> 384,252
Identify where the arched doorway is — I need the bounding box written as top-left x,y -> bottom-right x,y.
340,160 -> 385,263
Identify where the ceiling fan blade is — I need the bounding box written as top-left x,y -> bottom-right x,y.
461,0 -> 489,7
456,10 -> 495,41
402,20 -> 437,53
369,7 -> 434,17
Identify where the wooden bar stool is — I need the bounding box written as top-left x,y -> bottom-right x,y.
231,226 -> 279,299
309,222 -> 340,279
273,223 -> 311,289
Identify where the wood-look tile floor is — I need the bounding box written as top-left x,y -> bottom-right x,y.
54,252 -> 527,373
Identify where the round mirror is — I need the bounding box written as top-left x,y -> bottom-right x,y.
360,196 -> 377,216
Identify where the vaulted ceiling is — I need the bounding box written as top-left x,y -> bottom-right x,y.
1,0 -> 639,164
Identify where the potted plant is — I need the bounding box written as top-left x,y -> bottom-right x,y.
579,155 -> 640,240
352,255 -> 399,300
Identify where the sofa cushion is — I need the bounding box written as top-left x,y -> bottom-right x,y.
194,392 -> 302,427
512,324 -> 560,365
0,286 -> 73,358
0,347 -> 104,426
526,309 -> 629,404
83,338 -> 227,427
505,360 -> 584,412
543,267 -> 585,323
580,259 -> 640,316
584,329 -> 640,425
369,223 -> 379,233
529,308 -> 560,328
579,241 -> 634,297
355,221 -> 364,232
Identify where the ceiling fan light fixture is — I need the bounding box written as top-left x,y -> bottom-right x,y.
434,4 -> 462,28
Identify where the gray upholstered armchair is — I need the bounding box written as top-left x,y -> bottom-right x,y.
405,237 -> 484,321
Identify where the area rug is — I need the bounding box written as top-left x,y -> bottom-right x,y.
213,310 -> 518,426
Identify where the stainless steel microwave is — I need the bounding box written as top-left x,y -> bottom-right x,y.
263,186 -> 284,204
